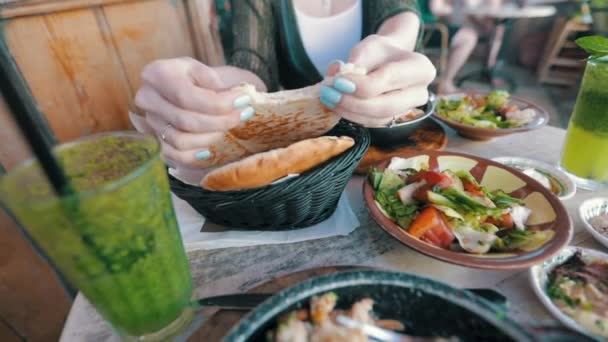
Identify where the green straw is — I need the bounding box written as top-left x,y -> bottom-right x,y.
0,42 -> 73,196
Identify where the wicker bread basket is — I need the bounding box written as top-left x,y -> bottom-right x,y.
169,121 -> 370,231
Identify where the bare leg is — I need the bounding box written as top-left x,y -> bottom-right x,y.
438,27 -> 479,94
487,23 -> 505,68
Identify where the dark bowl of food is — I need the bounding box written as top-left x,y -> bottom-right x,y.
224,270 -> 535,341
367,93 -> 437,148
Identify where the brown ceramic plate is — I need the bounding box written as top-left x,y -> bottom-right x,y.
363,150 -> 573,270
433,91 -> 549,141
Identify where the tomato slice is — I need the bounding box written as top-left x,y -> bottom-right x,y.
485,213 -> 514,229
421,224 -> 455,249
412,184 -> 434,203
463,178 -> 484,197
408,171 -> 453,189
408,207 -> 455,248
408,207 -> 439,238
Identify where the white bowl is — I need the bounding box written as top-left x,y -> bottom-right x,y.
579,197 -> 608,249
529,246 -> 608,341
492,156 -> 576,201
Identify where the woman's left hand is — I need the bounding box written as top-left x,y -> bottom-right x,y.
322,34 -> 436,127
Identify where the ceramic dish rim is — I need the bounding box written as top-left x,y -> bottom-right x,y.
579,197 -> 608,249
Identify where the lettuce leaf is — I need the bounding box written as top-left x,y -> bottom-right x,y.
440,188 -> 491,211
454,170 -> 478,185
486,90 -> 510,109
377,169 -> 404,192
369,168 -> 384,190
492,229 -> 554,252
488,190 -> 524,208
375,188 -> 418,229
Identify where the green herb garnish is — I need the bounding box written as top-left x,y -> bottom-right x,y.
547,277 -> 580,308
576,36 -> 608,59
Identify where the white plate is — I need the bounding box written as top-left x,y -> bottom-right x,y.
529,246 -> 608,341
492,156 -> 576,200
579,197 -> 608,249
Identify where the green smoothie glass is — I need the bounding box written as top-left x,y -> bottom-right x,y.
560,55 -> 608,191
0,132 -> 194,340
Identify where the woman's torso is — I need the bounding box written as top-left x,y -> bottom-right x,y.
225,0 -> 421,91
293,0 -> 363,76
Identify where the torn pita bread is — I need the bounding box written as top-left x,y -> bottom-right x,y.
191,63 -> 366,168
200,136 -> 355,191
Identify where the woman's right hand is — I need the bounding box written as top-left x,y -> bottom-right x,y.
130,57 -> 255,169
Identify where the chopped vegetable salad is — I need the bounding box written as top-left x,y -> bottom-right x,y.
436,91 -> 535,129
369,157 -> 554,254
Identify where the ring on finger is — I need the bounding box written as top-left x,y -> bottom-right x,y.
160,123 -> 173,142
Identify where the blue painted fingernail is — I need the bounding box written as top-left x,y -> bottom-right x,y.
330,59 -> 345,67
240,106 -> 255,121
195,150 -> 212,160
333,77 -> 356,93
233,95 -> 251,109
320,86 -> 342,103
320,96 -> 336,109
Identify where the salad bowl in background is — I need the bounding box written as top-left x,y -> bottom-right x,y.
363,150 -> 573,270
433,91 -> 549,141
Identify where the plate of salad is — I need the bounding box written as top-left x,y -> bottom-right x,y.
363,150 -> 572,270
433,91 -> 549,141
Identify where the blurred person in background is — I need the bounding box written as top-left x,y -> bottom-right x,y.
430,0 -> 503,93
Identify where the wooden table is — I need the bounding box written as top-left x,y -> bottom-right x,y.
60,125 -> 608,341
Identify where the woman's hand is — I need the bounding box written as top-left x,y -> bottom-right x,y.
322,34 -> 436,127
130,57 -> 256,168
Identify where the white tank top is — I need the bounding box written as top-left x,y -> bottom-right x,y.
294,0 -> 363,76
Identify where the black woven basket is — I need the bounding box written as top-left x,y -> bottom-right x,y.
169,121 -> 370,231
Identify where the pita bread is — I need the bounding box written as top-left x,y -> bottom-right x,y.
191,63 -> 366,168
200,136 -> 355,191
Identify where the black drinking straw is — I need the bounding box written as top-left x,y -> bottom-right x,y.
0,43 -> 77,297
0,43 -> 73,196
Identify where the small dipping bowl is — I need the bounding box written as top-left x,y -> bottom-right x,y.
492,156 -> 576,201
579,197 -> 608,249
367,93 -> 436,148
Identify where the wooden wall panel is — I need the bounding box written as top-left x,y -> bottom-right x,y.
4,8 -> 133,142
3,16 -> 84,142
0,1 -> 226,339
103,0 -> 196,94
0,208 -> 71,342
0,0 -> 134,19
0,99 -> 31,170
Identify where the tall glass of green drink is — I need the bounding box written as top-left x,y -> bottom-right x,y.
0,132 -> 194,340
560,43 -> 608,190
